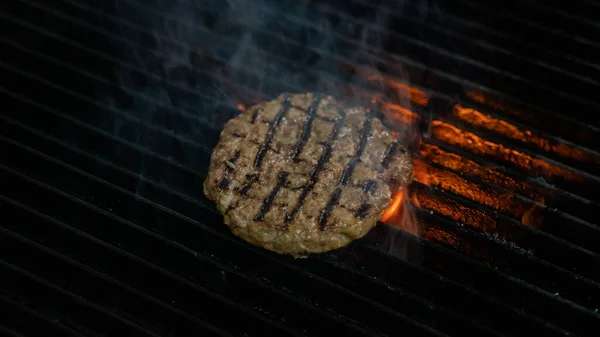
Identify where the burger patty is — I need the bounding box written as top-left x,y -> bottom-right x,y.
203,93 -> 412,257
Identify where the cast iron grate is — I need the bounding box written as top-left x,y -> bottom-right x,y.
1,0 -> 599,336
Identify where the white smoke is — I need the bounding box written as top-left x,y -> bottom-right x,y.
105,0 -> 438,260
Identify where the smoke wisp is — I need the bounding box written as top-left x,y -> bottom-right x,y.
105,0 -> 437,260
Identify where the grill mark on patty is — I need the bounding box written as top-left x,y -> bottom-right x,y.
290,93 -> 321,160
356,115 -> 373,158
319,115 -> 373,230
231,96 -> 324,203
255,171 -> 289,221
380,141 -> 400,172
355,180 -> 377,219
217,151 -> 240,190
239,173 -> 259,195
354,200 -> 371,219
254,96 -> 291,168
206,93 -> 414,255
362,180 -> 377,195
227,98 -> 389,229
283,108 -> 347,225
318,157 -> 359,230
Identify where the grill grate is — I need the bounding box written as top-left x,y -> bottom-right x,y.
2,0 -> 600,336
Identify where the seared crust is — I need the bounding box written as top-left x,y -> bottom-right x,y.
204,93 -> 412,257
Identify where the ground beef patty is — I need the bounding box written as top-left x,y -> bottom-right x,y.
203,93 -> 412,257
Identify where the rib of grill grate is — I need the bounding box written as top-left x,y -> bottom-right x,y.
2,0 -> 600,336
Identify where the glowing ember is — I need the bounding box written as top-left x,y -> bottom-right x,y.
365,74 -> 430,106
418,143 -> 531,196
453,105 -> 598,165
466,91 -> 513,113
236,104 -> 245,112
381,102 -> 420,125
430,120 -> 588,183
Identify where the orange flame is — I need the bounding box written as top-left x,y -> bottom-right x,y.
232,92 -> 552,236
381,189 -> 405,224
380,189 -> 421,237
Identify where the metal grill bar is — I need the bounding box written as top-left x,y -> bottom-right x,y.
112,0 -> 600,154
307,0 -> 600,142
289,0 -> 600,94
0,294 -> 84,337
3,0 -> 600,335
0,227 -> 235,337
461,0 -> 600,40
9,0 -> 599,191
2,5 -> 596,231
0,113 -> 533,336
151,0 -> 600,128
1,260 -> 162,337
363,0 -> 600,69
2,0 -> 596,272
45,0 -> 600,154
0,102 -> 580,336
0,95 -> 488,335
3,50 -> 600,285
4,69 -> 600,334
0,151 -> 388,336
367,0 -> 600,50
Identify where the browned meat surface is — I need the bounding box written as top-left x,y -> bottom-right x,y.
204,93 -> 412,257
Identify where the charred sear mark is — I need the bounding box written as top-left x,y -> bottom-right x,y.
319,115 -> 373,230
318,157 -> 359,230
239,173 -> 259,195
217,179 -> 231,190
217,151 -> 240,189
362,180 -> 377,195
340,158 -> 359,184
254,96 -> 291,168
380,142 -> 399,172
284,108 -> 347,225
318,188 -> 342,231
255,171 -> 289,221
354,200 -> 371,219
356,115 -> 373,158
290,93 -> 321,160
